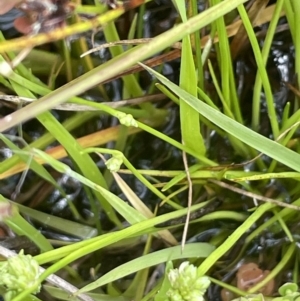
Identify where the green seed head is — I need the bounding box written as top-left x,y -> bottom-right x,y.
0,250 -> 41,295
167,261 -> 210,301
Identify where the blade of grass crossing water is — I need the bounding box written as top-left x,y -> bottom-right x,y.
207,62 -> 249,156
211,0 -> 231,107
102,22 -> 147,102
197,203 -> 273,275
237,4 -> 279,138
140,64 -> 300,172
0,134 -> 67,199
251,0 -> 285,131
0,112 -> 97,177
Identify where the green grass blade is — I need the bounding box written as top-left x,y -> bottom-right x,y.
0,134 -> 65,194
0,0 -> 248,132
79,243 -> 214,291
180,35 -> 206,155
18,204 -> 97,239
141,64 -> 300,172
0,112 -> 96,176
237,4 -> 279,137
251,0 -> 285,130
0,197 -> 52,252
30,149 -> 151,225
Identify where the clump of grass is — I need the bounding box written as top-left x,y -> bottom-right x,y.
0,0 -> 300,301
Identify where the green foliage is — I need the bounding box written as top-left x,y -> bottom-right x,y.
0,0 -> 299,301
0,250 -> 41,300
166,262 -> 210,301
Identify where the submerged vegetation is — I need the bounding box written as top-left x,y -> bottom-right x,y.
0,0 -> 300,300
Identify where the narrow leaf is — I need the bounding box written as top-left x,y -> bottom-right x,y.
140,64 -> 300,172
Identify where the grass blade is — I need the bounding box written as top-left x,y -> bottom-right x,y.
141,64 -> 300,172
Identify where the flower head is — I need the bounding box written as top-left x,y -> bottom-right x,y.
166,261 -> 210,301
0,250 -> 41,295
105,153 -> 123,172
117,113 -> 138,127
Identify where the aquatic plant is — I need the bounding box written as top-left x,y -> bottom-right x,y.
167,262 -> 210,301
0,250 -> 41,300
